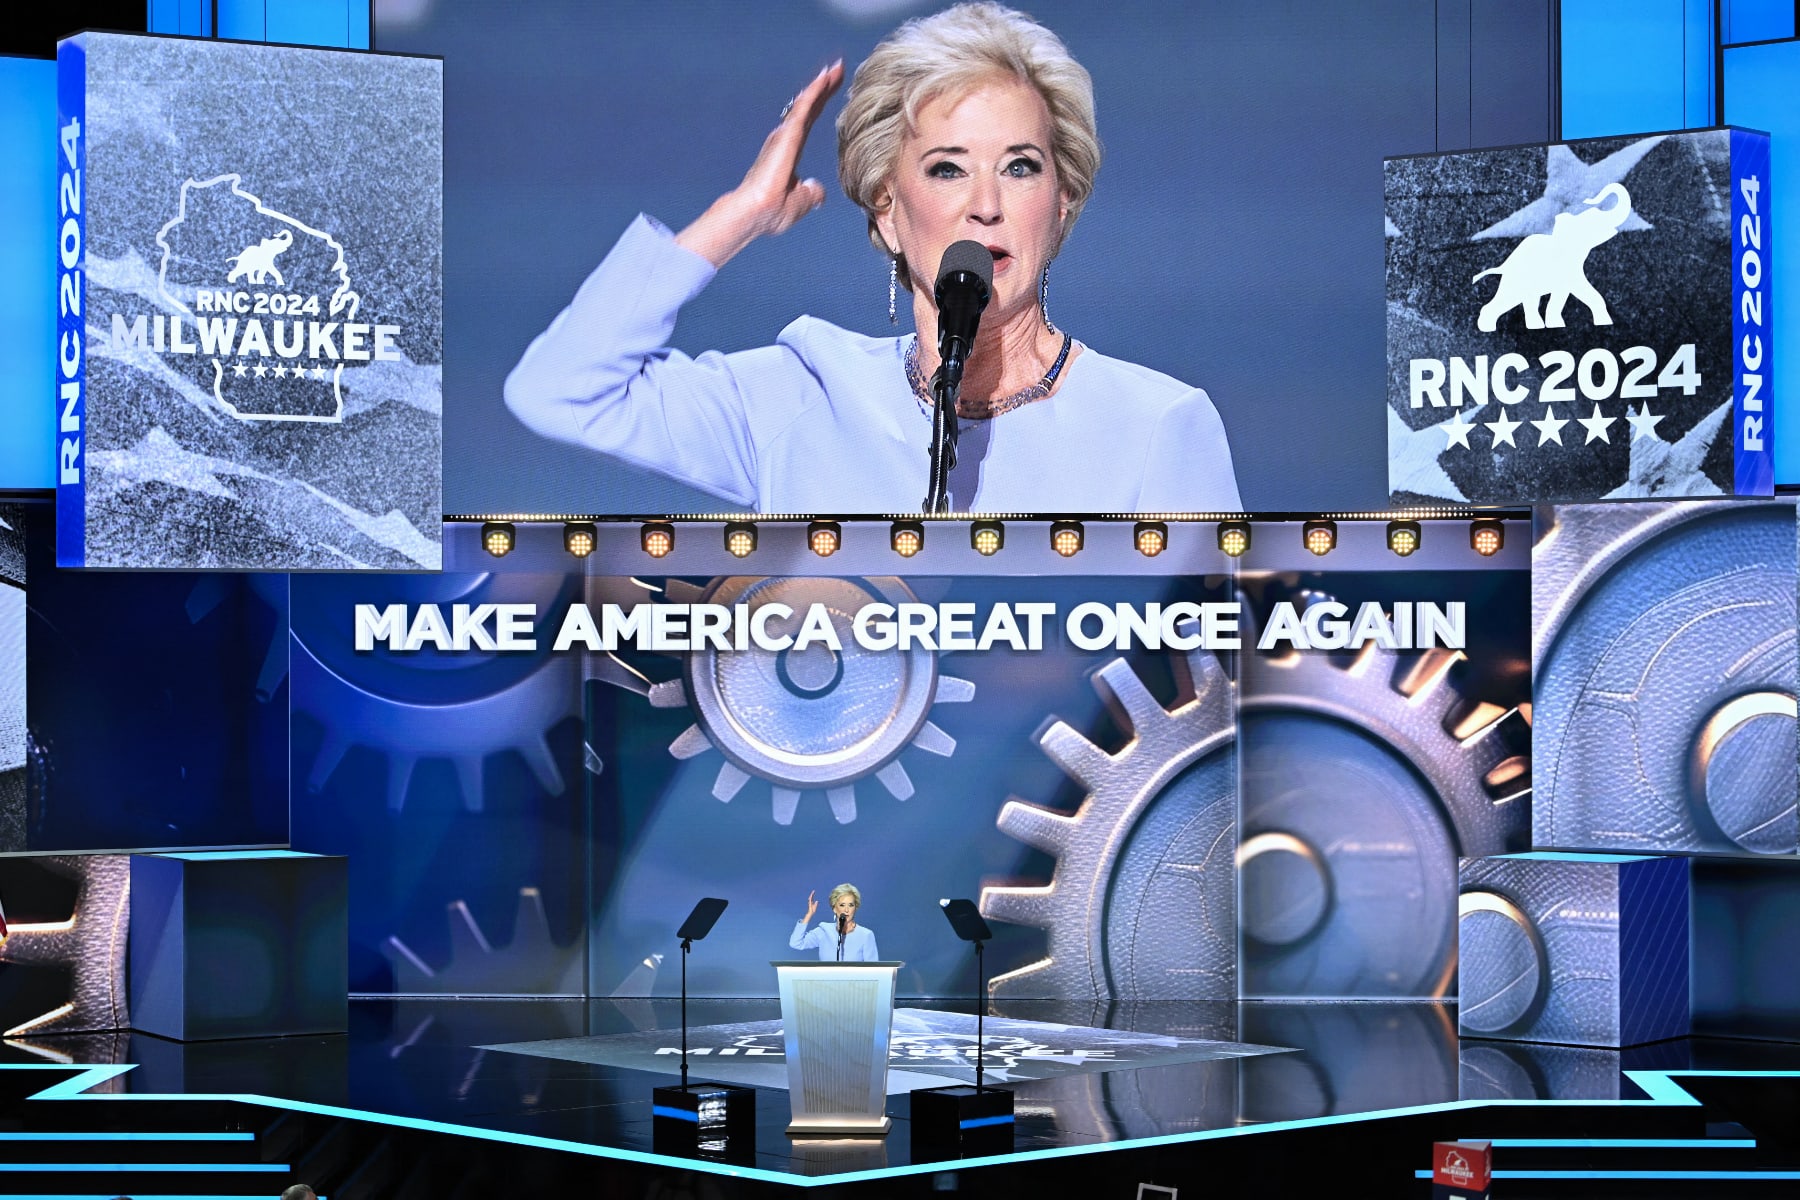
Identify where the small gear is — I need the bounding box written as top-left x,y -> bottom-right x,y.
0,855 -> 130,1036
384,886 -> 583,994
981,644 -> 1236,1000
617,576 -> 974,826
1239,619 -> 1528,997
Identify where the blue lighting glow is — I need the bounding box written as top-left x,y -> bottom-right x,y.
3,1064 -> 1792,1188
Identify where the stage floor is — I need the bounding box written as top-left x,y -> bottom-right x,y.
5,998 -> 1800,1189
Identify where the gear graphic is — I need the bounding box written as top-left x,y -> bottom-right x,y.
0,855 -> 130,1036
980,644 -> 1236,1001
384,886 -> 584,994
1238,614 -> 1528,998
612,576 -> 974,826
1534,500 -> 1797,855
291,571 -> 587,812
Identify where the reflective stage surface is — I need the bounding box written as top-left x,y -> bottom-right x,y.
6,998 -> 1800,1184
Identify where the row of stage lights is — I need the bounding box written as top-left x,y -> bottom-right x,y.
480,518 -> 1508,560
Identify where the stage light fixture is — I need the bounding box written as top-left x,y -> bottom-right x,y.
1302,520 -> 1337,556
1470,518 -> 1505,557
563,522 -> 597,558
481,521 -> 515,557
1386,520 -> 1421,557
891,520 -> 924,557
724,521 -> 758,558
641,522 -> 675,558
1135,521 -> 1168,557
808,520 -> 841,557
1216,520 -> 1250,558
1050,520 -> 1084,557
970,520 -> 1005,556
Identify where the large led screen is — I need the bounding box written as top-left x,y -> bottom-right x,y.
387,0 -> 1555,515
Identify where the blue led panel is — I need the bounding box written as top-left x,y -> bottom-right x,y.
1561,0 -> 1713,138
152,1 -> 370,49
1726,39 -> 1798,483
0,57 -> 54,489
1722,0 -> 1796,43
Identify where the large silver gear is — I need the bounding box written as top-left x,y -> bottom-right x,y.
621,576 -> 974,826
980,645 -> 1236,1001
0,855 -> 130,1036
1533,499 -> 1797,855
1239,612 -> 1528,997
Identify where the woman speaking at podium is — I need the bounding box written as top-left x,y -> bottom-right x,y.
504,3 -> 1241,514
792,884 -> 879,962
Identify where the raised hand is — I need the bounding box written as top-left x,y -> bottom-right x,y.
677,60 -> 845,268
804,890 -> 818,924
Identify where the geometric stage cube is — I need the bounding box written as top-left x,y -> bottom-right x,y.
1459,852 -> 1688,1048
129,851 -> 346,1041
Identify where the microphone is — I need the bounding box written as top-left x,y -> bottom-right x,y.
922,241 -> 994,513
933,240 -> 993,390
837,912 -> 847,961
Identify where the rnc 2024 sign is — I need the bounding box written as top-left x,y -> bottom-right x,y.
1385,128 -> 1771,506
54,33 -> 442,571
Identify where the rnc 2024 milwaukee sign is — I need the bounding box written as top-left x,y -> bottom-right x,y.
1385,128 -> 1771,506
55,33 -> 442,570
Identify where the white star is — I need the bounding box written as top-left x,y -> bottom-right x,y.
252,362 -> 267,378
313,366 -> 328,380
272,365 -> 288,378
1531,404 -> 1569,446
1626,403 -> 1665,442
232,362 -> 247,378
1577,403 -> 1616,443
1386,407 -> 1469,501
1485,409 -> 1522,448
1443,411 -> 1476,450
1605,398 -> 1731,498
1472,138 -> 1665,240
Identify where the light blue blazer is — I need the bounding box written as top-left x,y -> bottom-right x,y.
504,216 -> 1242,514
791,920 -> 880,963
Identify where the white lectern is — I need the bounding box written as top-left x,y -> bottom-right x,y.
772,960 -> 903,1135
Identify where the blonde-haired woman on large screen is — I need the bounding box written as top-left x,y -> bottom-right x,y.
505,2 -> 1240,514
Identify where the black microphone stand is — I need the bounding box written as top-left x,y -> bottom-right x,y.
924,367 -> 960,515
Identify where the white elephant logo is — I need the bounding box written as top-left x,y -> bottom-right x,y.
225,228 -> 293,285
1473,183 -> 1631,332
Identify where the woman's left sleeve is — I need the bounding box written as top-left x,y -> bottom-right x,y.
1136,389 -> 1244,512
864,931 -> 880,962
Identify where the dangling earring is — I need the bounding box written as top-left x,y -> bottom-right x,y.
888,258 -> 899,325
1039,265 -> 1056,334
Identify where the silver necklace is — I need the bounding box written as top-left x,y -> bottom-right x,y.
904,332 -> 1074,421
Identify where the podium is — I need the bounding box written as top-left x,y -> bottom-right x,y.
772,960 -> 903,1135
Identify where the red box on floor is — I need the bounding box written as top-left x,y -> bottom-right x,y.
1432,1140 -> 1491,1193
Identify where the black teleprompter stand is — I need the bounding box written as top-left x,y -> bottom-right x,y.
652,897 -> 755,1162
911,898 -> 1014,1159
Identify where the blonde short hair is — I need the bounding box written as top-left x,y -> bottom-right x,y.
828,883 -> 862,908
836,2 -> 1100,290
